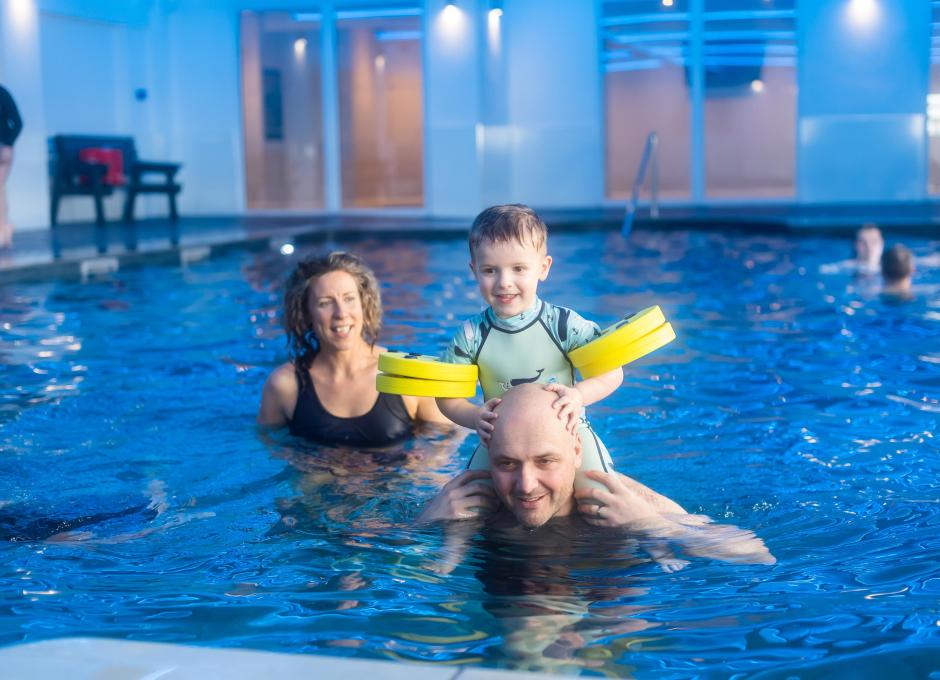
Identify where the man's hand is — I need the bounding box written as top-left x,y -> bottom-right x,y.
574,471 -> 671,531
543,383 -> 583,434
416,471 -> 498,523
475,397 -> 501,445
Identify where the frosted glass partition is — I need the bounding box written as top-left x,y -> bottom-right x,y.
603,0 -> 692,201
929,2 -> 940,195
240,12 -> 326,210
703,0 -> 796,198
336,14 -> 424,208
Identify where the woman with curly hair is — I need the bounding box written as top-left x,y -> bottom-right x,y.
258,251 -> 449,446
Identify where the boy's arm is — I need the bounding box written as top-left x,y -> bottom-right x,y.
575,366 -> 623,405
437,397 -> 501,445
436,397 -> 480,430
436,319 -> 488,430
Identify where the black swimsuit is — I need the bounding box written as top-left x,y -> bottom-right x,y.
288,367 -> 413,447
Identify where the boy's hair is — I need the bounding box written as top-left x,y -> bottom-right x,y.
881,244 -> 914,284
468,204 -> 548,260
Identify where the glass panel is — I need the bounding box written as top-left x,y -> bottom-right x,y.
240,12 -> 325,210
928,2 -> 940,194
703,0 -> 796,198
603,0 -> 692,200
336,12 -> 424,208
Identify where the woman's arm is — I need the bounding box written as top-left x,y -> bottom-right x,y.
257,363 -> 298,427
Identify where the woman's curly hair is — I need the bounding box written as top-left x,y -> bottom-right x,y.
283,252 -> 383,371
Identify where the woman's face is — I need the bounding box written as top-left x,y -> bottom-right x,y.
306,270 -> 364,351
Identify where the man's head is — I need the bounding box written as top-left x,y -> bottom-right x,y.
468,205 -> 552,318
488,384 -> 581,528
855,225 -> 884,270
881,243 -> 915,289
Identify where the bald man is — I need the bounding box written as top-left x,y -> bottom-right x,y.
419,383 -> 774,566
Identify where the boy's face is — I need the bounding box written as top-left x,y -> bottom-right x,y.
470,238 -> 552,318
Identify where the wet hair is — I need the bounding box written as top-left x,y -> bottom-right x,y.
282,252 -> 382,370
881,244 -> 914,284
468,204 -> 548,261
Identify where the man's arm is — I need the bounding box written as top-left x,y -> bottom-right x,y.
574,471 -> 775,565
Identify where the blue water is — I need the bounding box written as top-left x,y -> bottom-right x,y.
1,229 -> 939,676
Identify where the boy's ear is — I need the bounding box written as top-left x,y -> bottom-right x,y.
539,254 -> 553,281
469,259 -> 477,275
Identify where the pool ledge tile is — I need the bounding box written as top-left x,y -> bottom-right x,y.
0,638 -> 559,680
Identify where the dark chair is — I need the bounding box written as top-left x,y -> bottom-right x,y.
48,135 -> 182,226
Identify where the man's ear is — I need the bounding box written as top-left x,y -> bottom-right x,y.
572,431 -> 582,469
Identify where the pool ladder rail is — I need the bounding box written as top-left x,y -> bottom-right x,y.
622,131 -> 660,237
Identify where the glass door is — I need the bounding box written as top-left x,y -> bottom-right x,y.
240,11 -> 325,210
336,11 -> 424,208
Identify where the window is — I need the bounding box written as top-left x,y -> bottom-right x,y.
603,0 -> 692,200
240,12 -> 326,210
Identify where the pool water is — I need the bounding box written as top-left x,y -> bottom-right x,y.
1,229 -> 939,676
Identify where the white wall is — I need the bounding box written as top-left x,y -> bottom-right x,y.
158,0 -> 245,215
0,0 -> 49,230
797,0 -> 930,203
423,0 -> 485,218
503,0 -> 604,209
39,11 -> 155,222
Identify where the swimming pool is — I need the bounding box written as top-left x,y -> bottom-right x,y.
2,228 -> 939,676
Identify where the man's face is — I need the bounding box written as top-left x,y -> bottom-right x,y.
855,227 -> 883,267
488,393 -> 581,528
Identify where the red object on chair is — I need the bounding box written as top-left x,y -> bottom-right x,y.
78,147 -> 127,186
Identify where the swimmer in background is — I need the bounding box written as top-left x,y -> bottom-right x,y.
881,243 -> 915,300
436,204 -> 623,495
820,224 -> 884,276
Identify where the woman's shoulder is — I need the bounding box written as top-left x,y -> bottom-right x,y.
266,362 -> 299,393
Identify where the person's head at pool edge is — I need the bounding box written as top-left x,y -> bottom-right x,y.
855,224 -> 884,273
488,383 -> 583,529
881,243 -> 915,294
469,205 -> 553,319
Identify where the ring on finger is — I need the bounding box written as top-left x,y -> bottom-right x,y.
595,504 -> 603,517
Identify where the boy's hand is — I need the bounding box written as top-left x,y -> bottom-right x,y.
543,383 -> 583,434
475,397 -> 501,445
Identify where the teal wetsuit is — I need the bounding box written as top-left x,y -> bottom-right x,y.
442,298 -> 615,476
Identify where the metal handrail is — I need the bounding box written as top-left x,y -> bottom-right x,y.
622,131 -> 659,236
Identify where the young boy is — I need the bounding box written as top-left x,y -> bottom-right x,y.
438,204 -> 624,486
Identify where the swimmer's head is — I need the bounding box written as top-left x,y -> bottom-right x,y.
881,243 -> 914,289
468,205 -> 553,318
488,384 -> 581,529
855,225 -> 884,270
469,205 -> 548,262
283,252 -> 382,366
